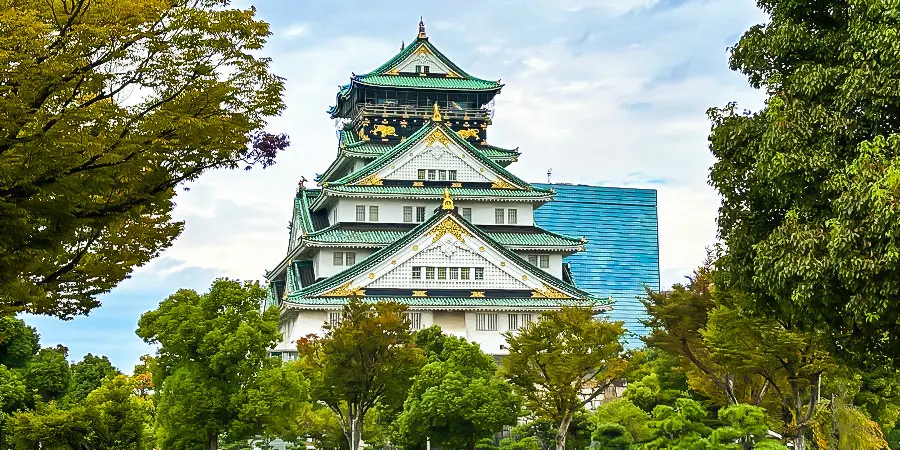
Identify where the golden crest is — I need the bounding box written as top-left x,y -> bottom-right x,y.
451,182 -> 462,188
323,282 -> 366,297
470,291 -> 485,298
412,290 -> 428,297
415,45 -> 431,55
413,181 -> 424,187
387,68 -> 400,75
446,70 -> 461,78
441,187 -> 454,210
531,284 -> 570,299
456,128 -> 480,140
491,178 -> 516,189
358,174 -> 383,186
429,217 -> 471,243
432,102 -> 443,122
424,129 -> 451,147
371,125 -> 397,138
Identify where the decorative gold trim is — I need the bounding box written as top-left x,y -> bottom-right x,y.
429,216 -> 471,243
413,181 -> 424,187
368,273 -> 375,279
372,125 -> 397,138
479,246 -> 485,252
446,70 -> 461,78
424,129 -> 451,147
470,291 -> 485,298
451,182 -> 462,188
387,68 -> 400,75
500,262 -> 506,267
441,187 -> 454,210
457,128 -> 480,140
415,45 -> 430,55
522,275 -> 528,281
531,284 -> 570,299
412,290 -> 428,297
391,259 -> 397,264
358,174 -> 383,186
412,245 -> 419,251
357,128 -> 370,142
323,282 -> 365,297
432,102 -> 443,122
491,178 -> 517,189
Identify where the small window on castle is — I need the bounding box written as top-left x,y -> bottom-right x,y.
462,208 -> 472,221
356,205 -> 366,222
417,169 -> 426,180
345,252 -> 356,265
495,208 -> 505,224
438,170 -> 447,181
437,267 -> 447,280
449,267 -> 459,280
406,312 -> 423,330
425,267 -> 435,280
412,266 -> 422,279
415,65 -> 422,73
416,206 -> 427,222
539,255 -> 550,268
448,170 -> 457,181
427,170 -> 436,181
508,209 -> 518,224
329,312 -> 343,327
334,252 -> 344,266
476,313 -> 497,331
403,206 -> 413,223
527,255 -> 538,266
423,65 -> 430,74
461,267 -> 471,280
474,267 -> 484,280
369,206 -> 379,222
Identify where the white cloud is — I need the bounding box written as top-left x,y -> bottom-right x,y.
282,23 -> 308,38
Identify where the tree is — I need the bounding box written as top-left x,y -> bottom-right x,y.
707,0 -> 900,366
0,0 -> 289,319
590,398 -> 653,444
4,374 -> 153,450
24,346 -> 71,403
500,307 -> 627,450
136,278 -> 288,450
65,353 -> 120,405
0,317 -> 39,369
396,334 -> 518,450
297,298 -> 425,450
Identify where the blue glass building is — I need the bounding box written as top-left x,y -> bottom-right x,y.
533,183 -> 659,345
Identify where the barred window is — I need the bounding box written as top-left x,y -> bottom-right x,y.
539,255 -> 550,268
449,267 -> 459,280
476,313 -> 498,331
462,207 -> 472,221
495,208 -> 505,224
528,255 -> 538,266
406,312 -> 423,330
448,170 -> 457,181
508,209 -> 517,224
412,266 -> 422,279
345,252 -> 356,265
333,252 -> 344,266
425,267 -> 436,280
460,267 -> 470,280
427,169 -> 436,181
437,267 -> 447,280
508,313 -> 518,330
356,205 -> 366,221
416,206 -> 427,222
474,268 -> 484,280
369,206 -> 379,222
439,170 -> 447,181
417,169 -> 426,180
403,206 -> 413,222
328,312 -> 342,327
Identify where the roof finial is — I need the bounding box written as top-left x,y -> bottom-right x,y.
401,40 -> 405,50
432,102 -> 442,122
442,187 -> 454,210
418,17 -> 426,39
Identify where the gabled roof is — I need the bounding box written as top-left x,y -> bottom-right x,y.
327,120 -> 544,192
285,206 -> 603,309
338,129 -> 520,161
287,188 -> 320,252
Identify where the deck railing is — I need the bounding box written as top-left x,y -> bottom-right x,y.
351,103 -> 491,125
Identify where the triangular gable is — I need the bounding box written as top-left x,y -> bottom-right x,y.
329,121 -> 540,191
366,37 -> 477,79
294,210 -> 594,301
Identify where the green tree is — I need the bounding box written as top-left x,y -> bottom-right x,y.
642,398 -> 712,449
0,317 -> 39,369
24,346 -> 71,403
136,278 -> 289,450
590,423 -> 632,450
591,398 -> 653,444
396,335 -> 518,450
622,350 -> 690,413
0,0 -> 289,319
501,307 -> 627,450
4,374 -> 153,450
297,298 -> 425,450
707,0 -> 900,366
65,353 -> 120,405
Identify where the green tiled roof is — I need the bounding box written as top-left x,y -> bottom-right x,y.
355,75 -> 500,91
330,121 -> 545,195
304,224 -> 583,249
340,130 -> 519,160
286,208 -> 598,303
322,185 -> 553,200
285,297 -> 609,309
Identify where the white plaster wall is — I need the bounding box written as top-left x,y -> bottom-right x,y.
465,311 -> 509,355
514,252 -> 564,279
432,311 -> 467,337
314,248 -> 374,278
388,148 -> 492,183
368,245 -> 529,290
330,199 -> 534,226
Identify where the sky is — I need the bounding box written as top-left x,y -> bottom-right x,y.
24,0 -> 768,372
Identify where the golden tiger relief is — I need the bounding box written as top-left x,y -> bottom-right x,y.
456,128 -> 480,140
371,125 -> 398,138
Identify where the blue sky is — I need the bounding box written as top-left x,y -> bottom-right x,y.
24,0 -> 767,371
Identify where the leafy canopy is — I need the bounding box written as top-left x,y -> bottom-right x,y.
0,0 -> 288,319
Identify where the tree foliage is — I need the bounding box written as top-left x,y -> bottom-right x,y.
0,0 -> 289,319
297,298 -> 424,450
708,0 -> 900,366
0,318 -> 39,369
65,353 -> 120,405
396,332 -> 518,450
136,278 -> 290,450
501,307 -> 627,450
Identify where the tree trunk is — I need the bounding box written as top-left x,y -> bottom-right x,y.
556,415 -> 572,450
208,433 -> 218,450
349,411 -> 362,450
466,436 -> 476,450
792,434 -> 806,450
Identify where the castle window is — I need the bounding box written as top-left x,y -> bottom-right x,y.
462,208 -> 472,221
328,312 -> 343,327
417,169 -> 426,180
495,208 -> 505,224
406,312 -> 423,330
369,206 -> 379,222
439,170 -> 447,181
508,209 -> 518,224
426,267 -> 435,280
437,267 -> 447,280
423,65 -> 430,74
403,206 -> 413,222
448,170 -> 457,181
334,252 -> 344,266
356,205 -> 366,221
412,266 -> 422,279
474,267 -> 484,280
540,255 -> 549,268
427,169 -> 436,181
476,313 -> 498,331
415,65 -> 422,73
416,206 -> 427,222
508,313 -> 518,331
461,267 -> 470,279
528,255 -> 538,266
449,267 -> 459,280
345,252 -> 356,266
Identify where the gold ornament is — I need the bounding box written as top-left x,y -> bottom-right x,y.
412,290 -> 428,297
531,284 -> 570,299
470,291 -> 485,298
457,128 -> 480,140
451,182 -> 462,188
358,174 -> 383,186
491,178 -> 516,189
441,187 -> 454,210
424,129 -> 451,147
429,216 -> 471,243
413,181 -> 424,187
323,282 -> 366,297
446,70 -> 461,78
372,125 -> 397,138
432,102 -> 443,122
